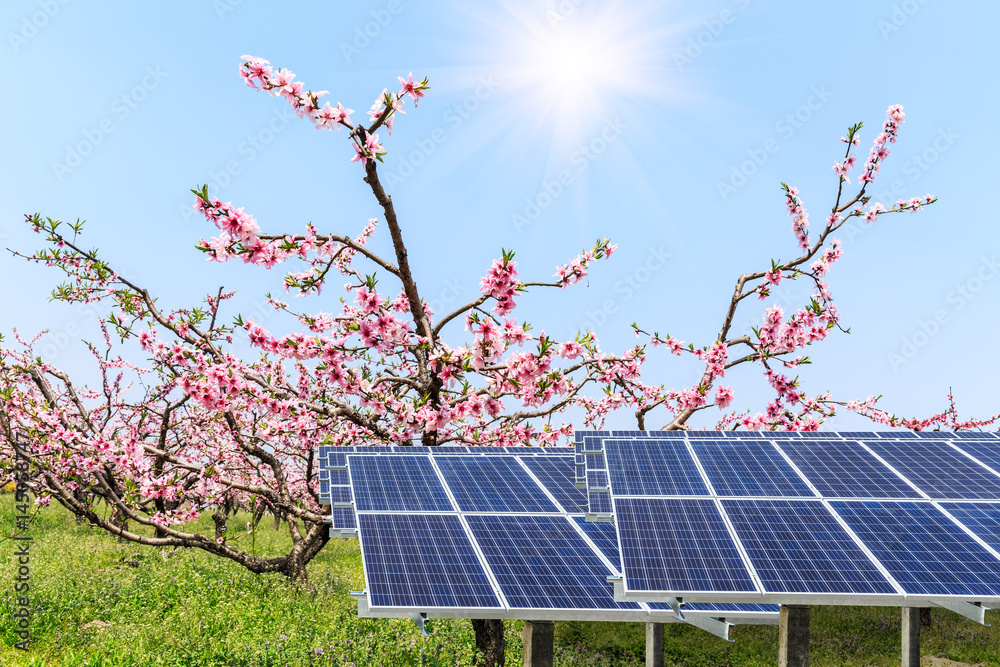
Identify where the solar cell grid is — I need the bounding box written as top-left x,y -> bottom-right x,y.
950,441 -> 1000,477
465,515 -> 639,610
830,500 -> 1000,597
604,439 -> 709,497
572,517 -> 620,565
332,507 -> 356,529
615,497 -> 757,594
861,439 -> 1000,499
360,513 -> 501,609
328,469 -> 350,485
519,456 -> 588,514
777,439 -> 921,499
692,440 -> 815,498
721,499 -> 896,595
434,457 -> 560,513
941,503 -> 1000,554
348,455 -> 454,512
329,486 -> 353,504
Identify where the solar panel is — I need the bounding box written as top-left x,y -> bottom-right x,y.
332,507 -> 356,530
434,457 -> 560,513
329,486 -> 353,504
776,439 -> 921,499
950,441 -> 1000,476
720,499 -> 896,594
348,455 -> 454,512
465,514 -> 640,610
359,513 -> 501,609
691,440 -> 815,498
860,439 -> 1000,499
830,500 -> 1000,597
519,457 -> 588,514
614,497 -> 757,594
572,516 -> 621,564
941,502 -> 1000,554
604,439 -> 710,497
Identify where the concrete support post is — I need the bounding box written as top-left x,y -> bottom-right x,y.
902,607 -> 921,667
778,605 -> 810,667
645,622 -> 664,667
522,620 -> 555,667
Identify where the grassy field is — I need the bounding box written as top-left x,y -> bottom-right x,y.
2,495 -> 1000,666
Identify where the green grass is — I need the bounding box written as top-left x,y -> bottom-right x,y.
2,496 -> 1000,666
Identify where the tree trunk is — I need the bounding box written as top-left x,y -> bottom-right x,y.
109,504 -> 129,543
471,619 -> 506,667
212,511 -> 228,541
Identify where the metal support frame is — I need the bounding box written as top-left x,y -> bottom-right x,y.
645,622 -> 664,667
522,620 -> 555,667
901,607 -> 920,667
778,605 -> 809,667
931,600 -> 989,625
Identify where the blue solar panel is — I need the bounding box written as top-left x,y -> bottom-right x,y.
692,440 -> 815,497
519,456 -> 587,513
777,439 -> 921,499
587,469 -> 612,514
942,503 -> 1000,554
348,455 -> 454,512
861,439 -> 1000,499
835,432 -> 878,439
332,507 -> 356,529
604,440 -> 709,497
572,517 -> 621,565
434,457 -> 559,513
328,469 -> 350,485
954,432 -> 1000,439
830,500 -> 1000,596
359,514 -> 501,609
615,498 -> 757,594
950,441 -> 1000,476
721,499 -> 896,594
465,515 -> 640,610
329,486 -> 353,504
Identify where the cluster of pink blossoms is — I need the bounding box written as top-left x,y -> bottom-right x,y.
480,256 -> 520,316
783,186 -> 810,250
859,104 -> 904,184
240,56 -> 352,132
553,240 -> 617,287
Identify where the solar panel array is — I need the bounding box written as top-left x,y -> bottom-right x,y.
318,444 -> 777,624
573,430 -> 1000,607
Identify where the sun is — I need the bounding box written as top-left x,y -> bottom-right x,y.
460,0 -> 682,155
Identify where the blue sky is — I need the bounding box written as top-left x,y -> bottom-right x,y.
2,0 -> 998,430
